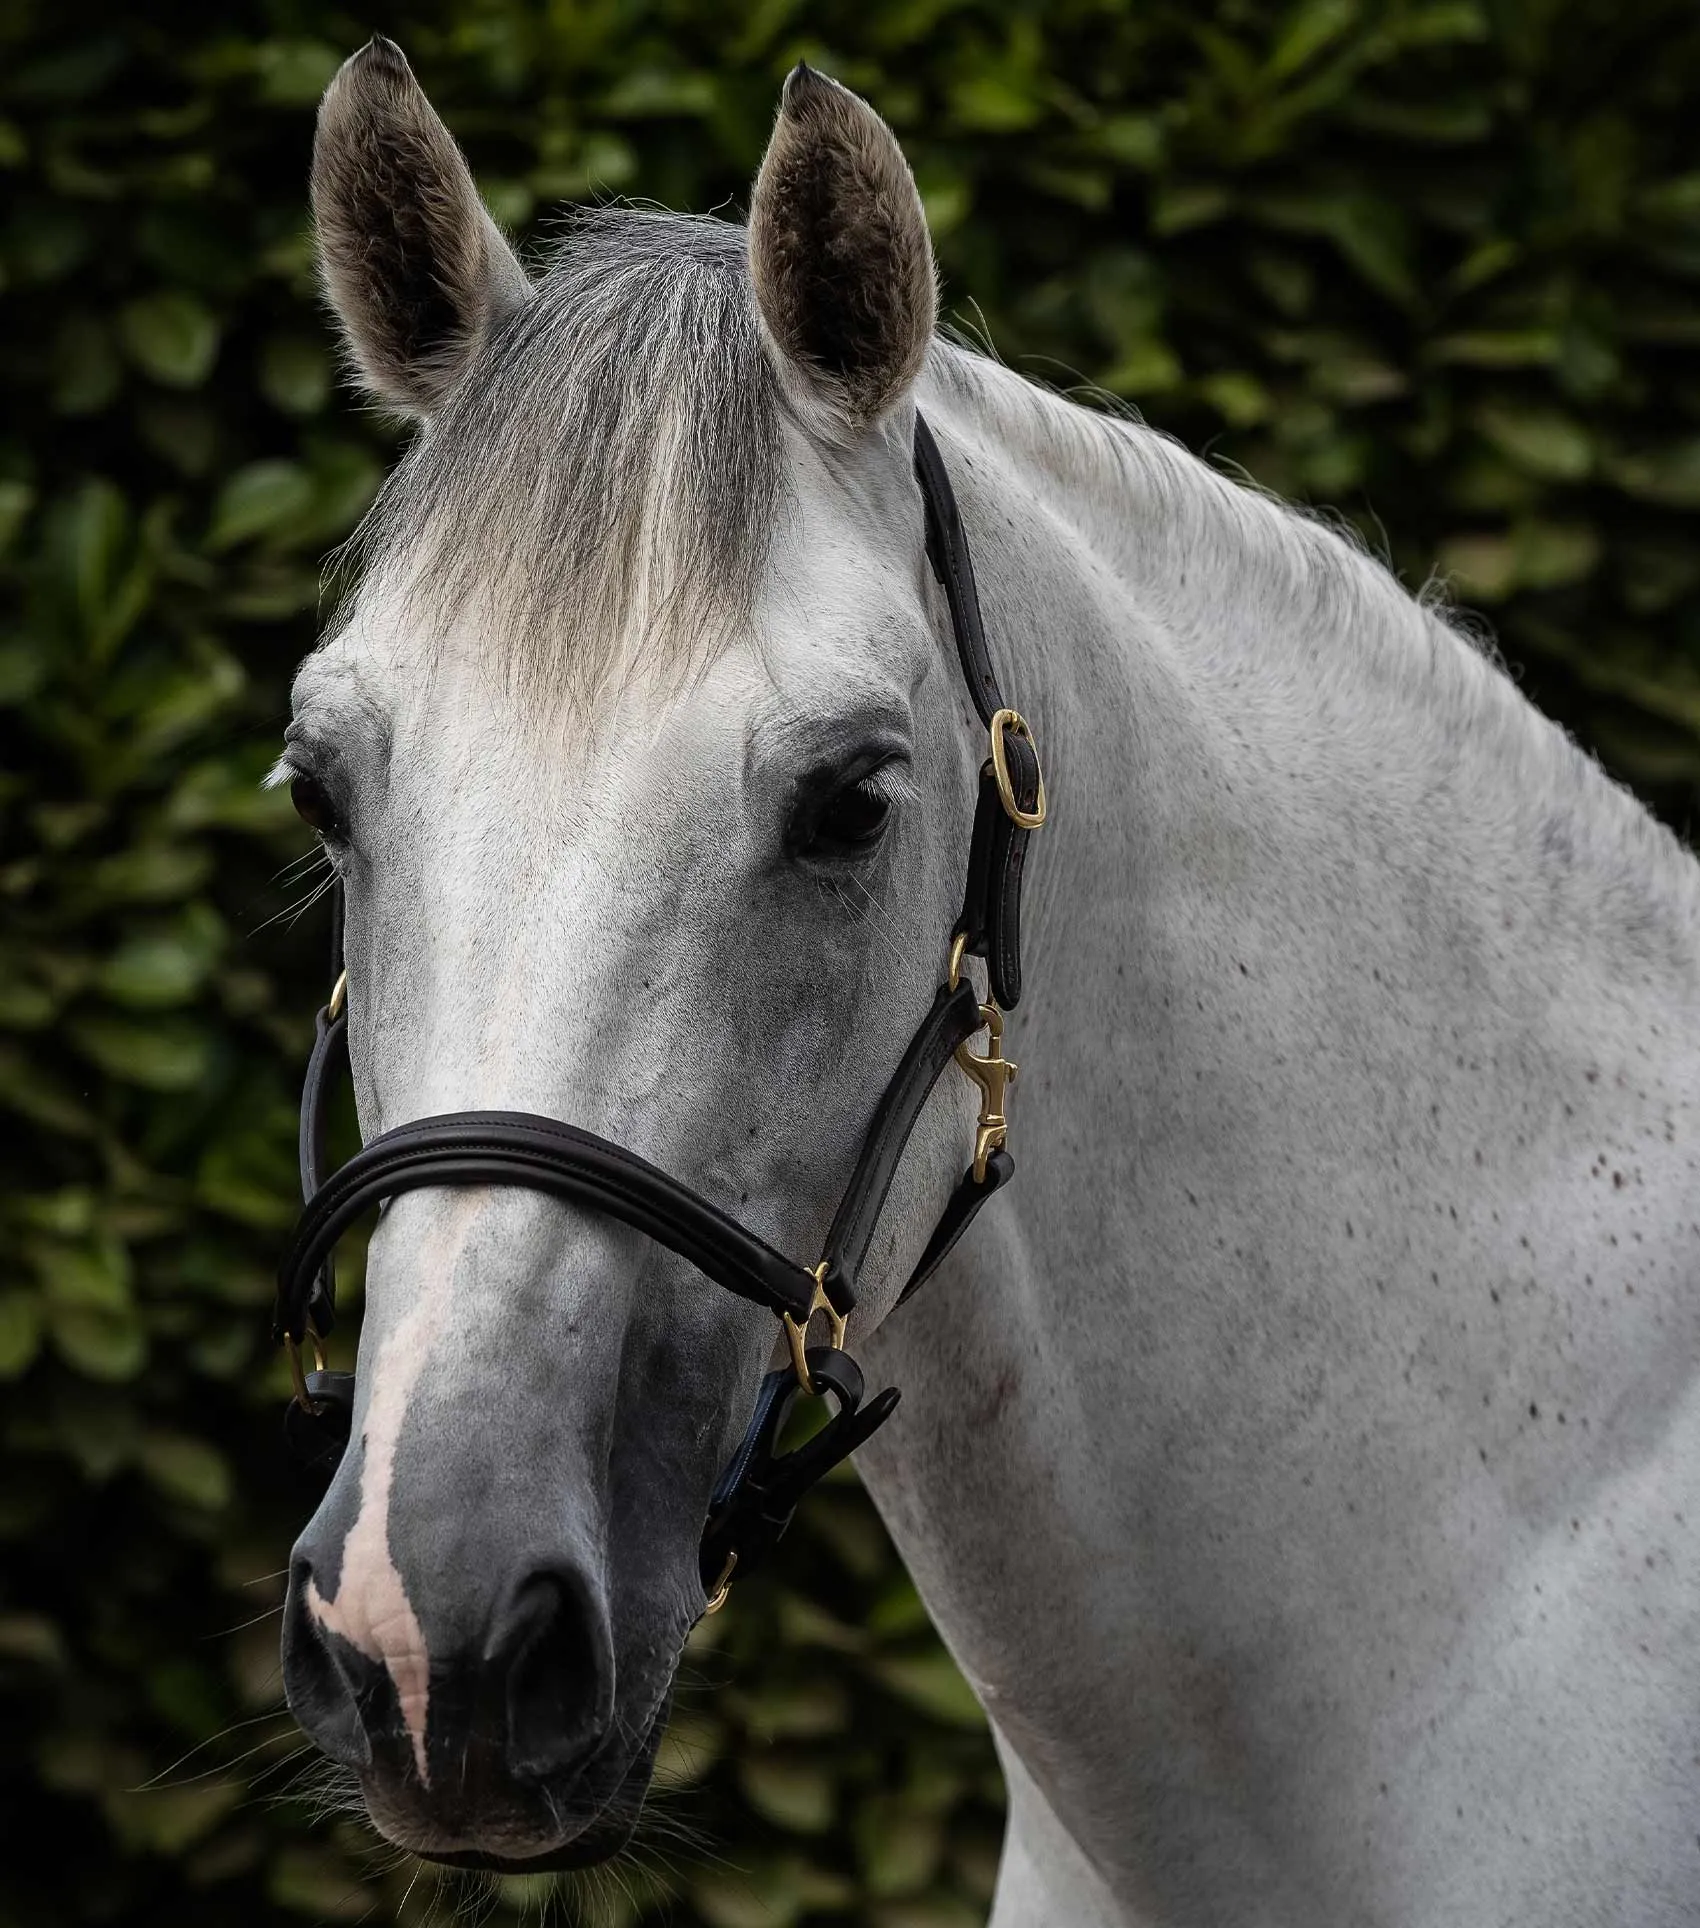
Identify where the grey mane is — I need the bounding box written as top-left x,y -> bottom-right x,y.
339,208 -> 783,706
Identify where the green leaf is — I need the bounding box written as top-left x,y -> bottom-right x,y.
1199,371 -> 1274,426
139,1432 -> 232,1511
653,1709 -> 724,1789
196,1119 -> 296,1228
1096,114 -> 1164,170
0,1293 -> 44,1378
1514,520 -> 1600,589
856,1796 -> 943,1896
266,1847 -> 371,1920
120,292 -> 220,388
47,1302 -> 147,1381
0,970 -> 55,1026
868,1653 -> 987,1729
601,68 -> 717,117
252,39 -> 343,106
1268,0 -> 1359,80
46,476 -> 149,658
1152,182 -> 1233,235
1432,329 -> 1560,367
739,1754 -> 836,1832
1101,339 -> 1183,393
205,460 -> 315,550
949,68 -> 1043,133
692,1859 -> 806,1928
259,335 -> 331,416
30,1233 -> 131,1310
871,1899 -> 985,1928
108,1781 -> 241,1855
1607,440 -> 1700,509
0,477 -> 36,557
96,922 -> 220,1006
88,843 -> 212,903
53,312 -> 122,415
1475,403 -> 1593,481
1437,532 -> 1518,600
0,1046 -> 96,1135
67,1011 -> 213,1089
0,636 -> 47,705
0,1613 -> 65,1666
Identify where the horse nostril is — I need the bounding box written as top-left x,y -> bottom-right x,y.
281,1561 -> 376,1771
496,1566 -> 614,1782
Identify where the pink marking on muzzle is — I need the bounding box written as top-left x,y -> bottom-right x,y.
305,1192 -> 484,1784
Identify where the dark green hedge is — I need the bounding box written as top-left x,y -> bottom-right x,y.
2,1 -> 1697,1924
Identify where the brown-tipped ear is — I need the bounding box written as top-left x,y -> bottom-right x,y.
311,37 -> 530,416
748,64 -> 937,436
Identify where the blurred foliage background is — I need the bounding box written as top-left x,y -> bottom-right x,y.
3,0 -> 1699,1922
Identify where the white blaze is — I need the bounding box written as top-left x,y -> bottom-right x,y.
306,1192 -> 481,1784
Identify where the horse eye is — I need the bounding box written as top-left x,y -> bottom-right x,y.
812,777 -> 892,853
289,772 -> 343,840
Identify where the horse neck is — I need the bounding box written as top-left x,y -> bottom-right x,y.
862,354 -> 1700,1906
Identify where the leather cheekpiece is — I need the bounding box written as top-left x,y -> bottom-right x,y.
817,978 -> 984,1312
296,1005 -> 348,1336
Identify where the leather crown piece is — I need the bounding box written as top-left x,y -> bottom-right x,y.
274,411 -> 1044,1609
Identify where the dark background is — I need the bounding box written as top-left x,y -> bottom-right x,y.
3,1 -> 1699,1923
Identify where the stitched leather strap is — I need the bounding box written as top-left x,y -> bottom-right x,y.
296,1004 -> 348,1335
275,1111 -> 821,1344
817,978 -> 985,1313
952,755 -> 1038,1010
699,1352 -> 901,1592
895,1146 -> 1014,1308
914,414 -> 1038,1010
914,414 -> 1004,729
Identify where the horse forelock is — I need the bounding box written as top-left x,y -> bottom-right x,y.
330,208 -> 785,711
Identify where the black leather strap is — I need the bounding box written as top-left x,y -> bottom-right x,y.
699,1351 -> 901,1592
914,414 -> 1005,729
816,978 -> 984,1312
896,1146 -> 1014,1308
913,414 -> 1039,1010
297,1004 -> 348,1335
275,1110 -> 821,1345
953,754 -> 1037,1011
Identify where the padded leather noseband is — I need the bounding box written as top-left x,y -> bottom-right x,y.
274,411 -> 1046,1609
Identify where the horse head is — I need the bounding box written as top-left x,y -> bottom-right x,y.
278,38 -> 988,1870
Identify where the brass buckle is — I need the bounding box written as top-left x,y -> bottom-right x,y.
783,1261 -> 848,1395
989,709 -> 1046,830
955,1001 -> 1016,1183
285,1327 -> 328,1412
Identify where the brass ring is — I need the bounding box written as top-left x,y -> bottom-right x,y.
947,931 -> 968,992
703,1550 -> 737,1615
989,709 -> 1047,830
284,1329 -> 327,1412
327,970 -> 348,1021
783,1263 -> 848,1394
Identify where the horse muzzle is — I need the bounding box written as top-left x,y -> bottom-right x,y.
281,1541 -> 657,1864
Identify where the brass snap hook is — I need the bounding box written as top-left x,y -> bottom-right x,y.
955,1002 -> 1017,1183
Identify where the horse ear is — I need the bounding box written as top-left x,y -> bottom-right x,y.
748,65 -> 937,437
311,37 -> 530,417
